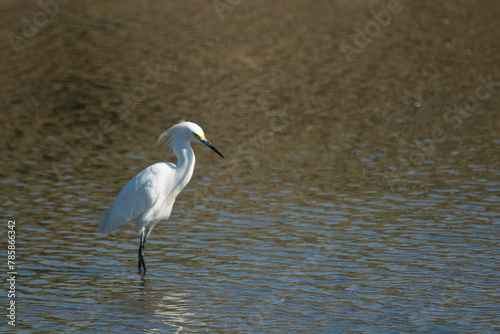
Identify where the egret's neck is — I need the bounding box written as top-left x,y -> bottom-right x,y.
173,140 -> 195,190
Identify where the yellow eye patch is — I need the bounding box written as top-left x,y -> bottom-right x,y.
193,133 -> 205,140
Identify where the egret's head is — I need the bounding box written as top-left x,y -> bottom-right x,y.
158,121 -> 224,158
185,122 -> 206,142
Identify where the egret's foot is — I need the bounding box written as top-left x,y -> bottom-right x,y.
138,250 -> 147,275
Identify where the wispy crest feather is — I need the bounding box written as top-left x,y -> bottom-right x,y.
158,120 -> 186,152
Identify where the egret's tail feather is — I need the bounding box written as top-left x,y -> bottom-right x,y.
98,208 -> 111,234
99,207 -> 137,234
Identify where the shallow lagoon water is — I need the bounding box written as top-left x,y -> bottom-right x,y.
7,148 -> 500,333
1,0 -> 500,333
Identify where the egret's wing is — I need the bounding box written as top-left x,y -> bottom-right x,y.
99,162 -> 176,234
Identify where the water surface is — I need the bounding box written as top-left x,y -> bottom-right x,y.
1,0 -> 499,333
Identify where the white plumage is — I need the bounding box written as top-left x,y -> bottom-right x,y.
99,121 -> 224,274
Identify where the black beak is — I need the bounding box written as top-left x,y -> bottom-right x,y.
200,138 -> 224,159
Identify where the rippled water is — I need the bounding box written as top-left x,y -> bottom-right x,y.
1,0 -> 500,333
7,146 -> 500,333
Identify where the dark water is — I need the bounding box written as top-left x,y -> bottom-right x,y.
1,0 -> 499,333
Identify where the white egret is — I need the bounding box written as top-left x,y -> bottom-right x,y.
99,121 -> 224,274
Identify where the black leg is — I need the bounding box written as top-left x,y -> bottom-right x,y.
138,229 -> 147,274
